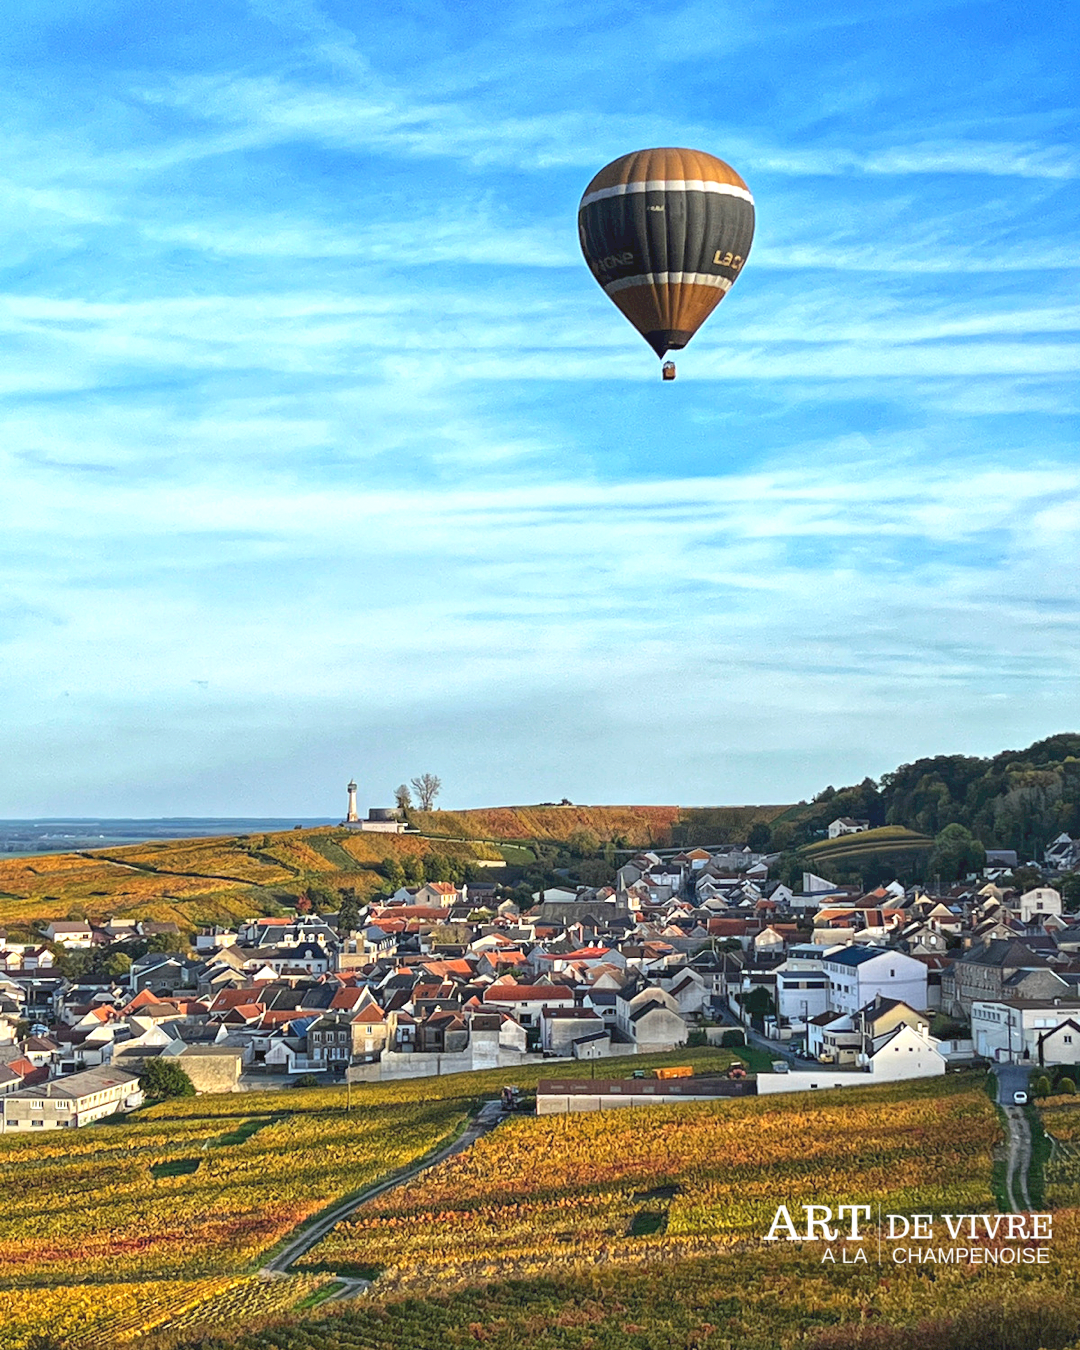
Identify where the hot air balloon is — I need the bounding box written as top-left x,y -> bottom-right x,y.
578,147 -> 754,378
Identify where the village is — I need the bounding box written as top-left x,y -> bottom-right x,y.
3,822 -> 1080,1131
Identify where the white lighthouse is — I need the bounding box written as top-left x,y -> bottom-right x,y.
346,779 -> 359,823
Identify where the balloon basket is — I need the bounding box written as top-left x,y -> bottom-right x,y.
662,361 -> 677,381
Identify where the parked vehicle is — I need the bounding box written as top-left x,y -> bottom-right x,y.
1013,1090 -> 1028,1105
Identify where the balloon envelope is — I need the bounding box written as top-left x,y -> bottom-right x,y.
578,147 -> 755,357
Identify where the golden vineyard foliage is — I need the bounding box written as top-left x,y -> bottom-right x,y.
298,1076 -> 1001,1294
0,1095 -> 468,1349
0,825 -> 501,931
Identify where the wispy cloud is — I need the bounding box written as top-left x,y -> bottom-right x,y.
0,0 -> 1077,811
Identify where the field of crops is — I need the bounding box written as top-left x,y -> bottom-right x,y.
0,826 -> 503,933
799,826 -> 933,865
409,803 -> 789,847
143,1072 -> 1080,1350
0,1088 -> 470,1349
9,1070 -> 1080,1350
298,1074 -> 999,1294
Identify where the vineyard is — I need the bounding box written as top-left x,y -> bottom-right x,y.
798,826 -> 933,867
146,1072 -> 1080,1350
0,827 -> 502,932
409,803 -> 789,847
296,1074 -> 1000,1294
0,1086 -> 471,1349
7,1071 -> 1080,1349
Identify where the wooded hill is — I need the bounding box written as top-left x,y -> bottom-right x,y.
772,732 -> 1080,861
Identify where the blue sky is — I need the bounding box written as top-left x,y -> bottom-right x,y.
1,0 -> 1078,815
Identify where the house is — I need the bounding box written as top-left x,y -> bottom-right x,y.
539,1007 -> 606,1055
0,1066 -> 143,1132
620,998 -> 687,1053
172,1045 -> 244,1093
774,947 -> 830,1023
482,984 -> 575,1030
971,998 -> 1080,1065
807,1011 -> 859,1063
863,1022 -> 946,1081
828,818 -> 870,839
414,882 -> 461,909
614,982 -> 687,1051
822,946 -> 928,1016
947,939 -> 1059,1017
1018,888 -> 1063,923
43,921 -> 94,949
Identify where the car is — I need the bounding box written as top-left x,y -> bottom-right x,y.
1013,1090 -> 1028,1105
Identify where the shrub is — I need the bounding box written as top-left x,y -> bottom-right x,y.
1056,1076 -> 1076,1095
294,1074 -> 320,1089
140,1059 -> 196,1099
720,1030 -> 745,1048
1032,1075 -> 1053,1099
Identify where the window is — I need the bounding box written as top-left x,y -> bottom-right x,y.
1066,1036 -> 1074,1045
32,1120 -> 44,1127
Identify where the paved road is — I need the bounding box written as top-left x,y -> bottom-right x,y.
714,1002 -> 804,1068
259,1100 -> 505,1283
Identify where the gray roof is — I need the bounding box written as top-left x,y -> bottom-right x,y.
4,1066 -> 139,1101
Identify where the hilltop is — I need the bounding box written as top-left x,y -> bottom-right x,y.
0,804 -> 790,937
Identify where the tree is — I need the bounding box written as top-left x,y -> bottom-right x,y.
402,855 -> 425,884
304,880 -> 338,912
103,952 -> 132,979
1061,873 -> 1080,913
382,857 -> 406,891
337,893 -> 361,935
747,821 -> 772,853
927,823 -> 986,885
1032,1075 -> 1053,1099
1009,864 -> 1045,893
423,852 -> 452,883
140,1059 -> 195,1099
410,773 -> 442,811
394,783 -> 412,811
567,829 -> 600,857
1056,1077 -> 1076,1095
577,858 -> 616,888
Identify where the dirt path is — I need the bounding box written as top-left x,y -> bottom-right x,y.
1002,1104 -> 1033,1211
258,1101 -> 504,1286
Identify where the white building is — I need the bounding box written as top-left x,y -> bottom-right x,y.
971,998 -> 1080,1065
827,818 -> 870,839
822,946 -> 928,1015
1019,888 -> 1063,923
1,1066 -> 143,1133
775,946 -> 831,1023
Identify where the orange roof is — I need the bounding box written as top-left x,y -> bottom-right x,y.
123,988 -> 164,1013
210,989 -> 267,1012
426,882 -> 458,895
